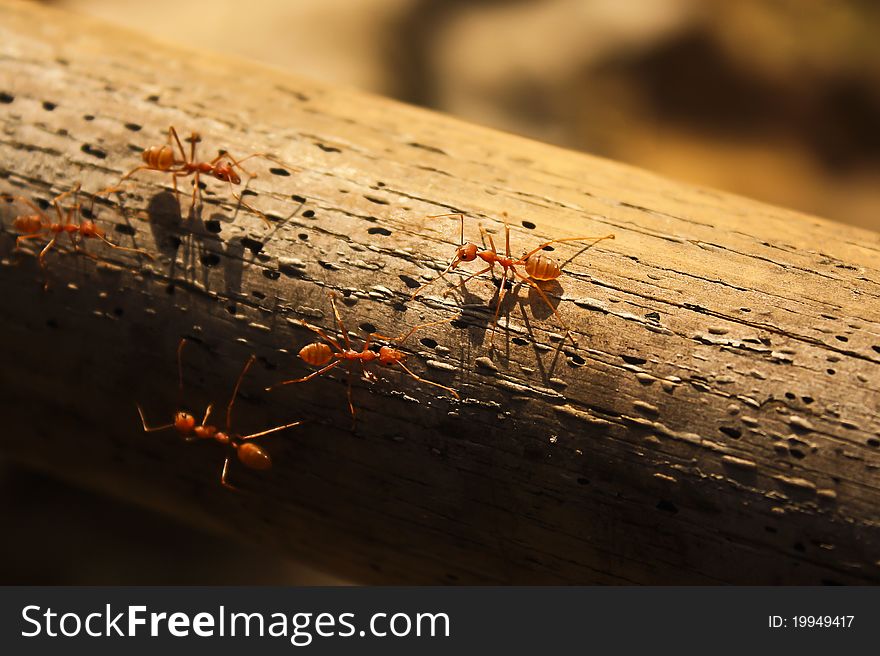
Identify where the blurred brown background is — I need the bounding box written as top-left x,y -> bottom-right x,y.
54,0 -> 880,231
4,0 -> 878,584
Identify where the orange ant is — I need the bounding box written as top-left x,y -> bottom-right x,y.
409,213 -> 614,346
103,126 -> 297,225
266,293 -> 460,423
137,339 -> 302,489
2,183 -> 151,269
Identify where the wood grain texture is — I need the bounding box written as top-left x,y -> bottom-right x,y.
1,0 -> 879,584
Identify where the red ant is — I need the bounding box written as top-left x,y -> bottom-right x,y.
409,213 -> 614,346
137,339 -> 302,489
266,293 -> 460,423
103,126 -> 297,226
2,183 -> 151,270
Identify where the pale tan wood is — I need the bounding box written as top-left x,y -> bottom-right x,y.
0,0 -> 878,584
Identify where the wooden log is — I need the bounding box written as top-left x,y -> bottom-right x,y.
0,0 -> 878,584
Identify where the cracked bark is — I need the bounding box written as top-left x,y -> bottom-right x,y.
1,0 -> 879,584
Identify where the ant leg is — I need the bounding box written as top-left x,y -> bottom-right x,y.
37,235 -> 58,268
51,183 -> 82,222
327,294 -> 352,350
458,264 -> 493,287
505,222 -> 511,258
408,256 -> 462,301
240,419 -> 303,441
394,361 -> 460,399
488,268 -> 512,347
371,315 -> 459,345
169,126 -> 189,164
228,184 -> 273,228
265,360 -> 343,391
95,233 -> 153,259
519,233 -> 615,263
220,457 -> 238,490
190,171 -> 200,211
226,355 -> 256,432
511,268 -> 576,346
201,404 -> 215,427
346,364 -> 356,423
297,319 -> 344,352
478,223 -> 497,253
176,338 -> 188,398
15,233 -> 46,247
136,405 -> 174,432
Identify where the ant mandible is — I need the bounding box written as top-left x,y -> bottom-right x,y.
3,182 -> 151,270
409,213 -> 614,346
266,293 -> 460,424
137,339 -> 302,489
103,126 -> 296,226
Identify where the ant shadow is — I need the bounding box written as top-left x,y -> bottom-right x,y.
145,191 -> 255,301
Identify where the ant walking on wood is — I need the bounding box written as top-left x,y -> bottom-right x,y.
408,213 -> 614,346
137,339 -> 302,489
2,182 -> 151,270
266,293 -> 460,424
102,126 -> 296,226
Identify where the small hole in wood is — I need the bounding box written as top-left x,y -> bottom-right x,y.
0,92 -> 14,104
368,227 -> 392,236
269,167 -> 291,177
83,114 -> 95,121
521,220 -> 536,229
719,426 -> 741,439
262,269 -> 280,280
359,322 -> 377,333
291,194 -> 307,204
124,122 -> 142,132
315,142 -> 341,153
656,500 -> 678,514
835,335 -> 848,342
200,253 -> 220,267
302,210 -> 316,218
42,101 -> 57,111
81,143 -> 107,159
240,237 -> 264,254
205,219 -> 222,233
420,337 -> 438,348
621,354 -> 647,365
114,224 -> 136,236
398,274 -> 419,289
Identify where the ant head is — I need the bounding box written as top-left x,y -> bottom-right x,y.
79,220 -> 104,239
378,345 -> 403,364
174,411 -> 196,434
213,165 -> 241,185
13,215 -> 42,234
456,242 -> 478,263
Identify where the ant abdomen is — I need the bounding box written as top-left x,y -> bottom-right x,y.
299,342 -> 332,366
524,252 -> 562,281
237,442 -> 272,470
141,145 -> 176,170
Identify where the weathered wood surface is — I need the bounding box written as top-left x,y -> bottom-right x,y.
1,0 -> 879,584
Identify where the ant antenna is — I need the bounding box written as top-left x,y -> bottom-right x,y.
227,354 -> 256,432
